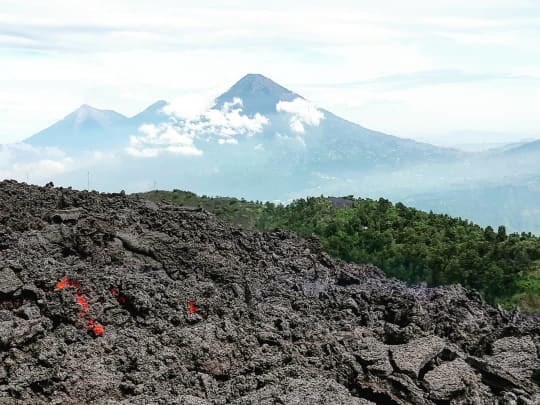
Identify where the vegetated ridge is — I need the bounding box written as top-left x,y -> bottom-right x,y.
140,190 -> 540,313
1,180 -> 540,404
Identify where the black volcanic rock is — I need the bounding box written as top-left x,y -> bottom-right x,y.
0,180 -> 539,404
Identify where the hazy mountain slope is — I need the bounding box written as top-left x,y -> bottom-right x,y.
502,139 -> 540,155
403,176 -> 540,234
129,100 -> 169,127
25,105 -> 130,150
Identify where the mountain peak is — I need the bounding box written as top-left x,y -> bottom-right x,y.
148,100 -> 169,109
228,73 -> 299,98
131,100 -> 170,123
25,104 -> 128,147
235,73 -> 280,87
67,105 -> 127,127
215,73 -> 301,115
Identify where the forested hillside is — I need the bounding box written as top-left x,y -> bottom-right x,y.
140,190 -> 540,312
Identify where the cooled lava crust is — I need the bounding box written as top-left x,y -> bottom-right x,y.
0,180 -> 539,404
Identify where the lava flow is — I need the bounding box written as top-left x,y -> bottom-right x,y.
55,277 -> 80,291
55,277 -> 104,336
87,319 -> 105,336
188,300 -> 198,314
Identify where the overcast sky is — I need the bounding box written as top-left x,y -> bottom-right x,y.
1,0 -> 539,145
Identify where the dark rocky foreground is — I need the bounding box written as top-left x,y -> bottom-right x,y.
0,180 -> 539,404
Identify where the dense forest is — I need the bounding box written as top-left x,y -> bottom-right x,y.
140,190 -> 540,312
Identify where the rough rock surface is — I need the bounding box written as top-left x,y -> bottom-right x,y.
0,180 -> 539,404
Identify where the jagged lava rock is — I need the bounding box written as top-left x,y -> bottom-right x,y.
0,180 -> 539,404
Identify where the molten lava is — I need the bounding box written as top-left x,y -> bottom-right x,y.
55,277 -> 105,337
188,300 -> 198,314
55,277 -> 80,291
92,323 -> 104,336
87,319 -> 105,336
75,292 -> 90,311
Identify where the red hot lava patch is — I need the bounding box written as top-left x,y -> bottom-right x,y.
55,277 -> 104,337
188,300 -> 198,314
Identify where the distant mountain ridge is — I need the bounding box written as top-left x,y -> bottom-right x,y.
22,73 -> 460,167
502,139 -> 540,155
7,73 -> 540,233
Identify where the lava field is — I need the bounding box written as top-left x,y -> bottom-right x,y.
0,180 -> 539,404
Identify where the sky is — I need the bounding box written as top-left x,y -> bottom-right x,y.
1,0 -> 539,146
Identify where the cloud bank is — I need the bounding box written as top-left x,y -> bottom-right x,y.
276,98 -> 325,133
0,143 -> 73,182
127,97 -> 268,157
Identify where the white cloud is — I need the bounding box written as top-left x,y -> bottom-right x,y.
0,143 -> 74,181
166,145 -> 203,155
290,119 -> 306,133
126,123 -> 202,158
203,97 -> 269,136
124,146 -> 160,158
440,32 -> 520,46
218,138 -> 239,145
163,93 -> 214,121
0,143 -> 124,184
276,98 -> 325,133
127,97 -> 268,157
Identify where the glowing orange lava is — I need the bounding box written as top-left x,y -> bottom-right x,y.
55,277 -> 80,291
92,323 -> 104,336
75,293 -> 90,311
188,300 -> 198,314
55,278 -> 105,337
87,319 -> 105,336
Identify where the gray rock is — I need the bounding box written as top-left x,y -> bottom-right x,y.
0,268 -> 23,294
465,356 -> 536,395
390,336 -> 446,378
488,336 -> 540,381
234,378 -> 372,405
355,337 -> 393,376
424,359 -> 480,401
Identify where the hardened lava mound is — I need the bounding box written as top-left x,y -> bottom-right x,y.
0,180 -> 539,404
